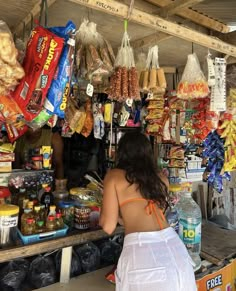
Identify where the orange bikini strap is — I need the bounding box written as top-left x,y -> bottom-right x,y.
145,200 -> 164,230
119,197 -> 147,207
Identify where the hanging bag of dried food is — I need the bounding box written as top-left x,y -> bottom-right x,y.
75,19 -> 115,88
109,20 -> 140,102
177,53 -> 209,100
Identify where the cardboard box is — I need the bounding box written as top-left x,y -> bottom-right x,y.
0,162 -> 12,172
196,259 -> 236,291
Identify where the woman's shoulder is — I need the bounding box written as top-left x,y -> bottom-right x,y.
104,168 -> 126,181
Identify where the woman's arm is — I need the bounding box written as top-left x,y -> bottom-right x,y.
99,170 -> 119,235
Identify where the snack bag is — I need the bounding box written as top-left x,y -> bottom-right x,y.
0,95 -> 24,124
44,21 -> 76,118
0,21 -> 25,95
12,26 -> 64,121
177,53 -> 209,99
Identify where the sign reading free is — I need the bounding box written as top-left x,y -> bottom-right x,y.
196,259 -> 236,291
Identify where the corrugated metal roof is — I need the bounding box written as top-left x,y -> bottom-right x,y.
193,0 -> 236,26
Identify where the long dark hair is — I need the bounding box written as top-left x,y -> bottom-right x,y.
116,132 -> 168,208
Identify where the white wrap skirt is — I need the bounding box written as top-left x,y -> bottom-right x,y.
115,227 -> 197,291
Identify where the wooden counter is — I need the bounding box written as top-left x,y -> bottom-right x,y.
0,226 -> 124,264
0,222 -> 235,284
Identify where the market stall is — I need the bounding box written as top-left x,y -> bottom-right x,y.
0,0 -> 236,290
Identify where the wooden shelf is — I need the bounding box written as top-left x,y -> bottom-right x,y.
0,226 -> 124,263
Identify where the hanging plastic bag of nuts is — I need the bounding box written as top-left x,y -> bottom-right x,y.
108,20 -> 140,102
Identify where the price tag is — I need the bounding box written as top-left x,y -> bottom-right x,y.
126,98 -> 133,107
86,83 -> 94,97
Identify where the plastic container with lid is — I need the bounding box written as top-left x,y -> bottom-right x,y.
53,190 -> 69,208
0,187 -> 11,205
58,201 -> 74,228
169,184 -> 182,207
31,155 -> 43,170
0,204 -> 19,247
74,206 -> 91,230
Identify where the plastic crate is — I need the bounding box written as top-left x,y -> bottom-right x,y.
17,224 -> 69,245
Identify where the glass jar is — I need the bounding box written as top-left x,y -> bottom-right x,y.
0,187 -> 11,205
74,206 -> 91,230
58,201 -> 74,228
53,190 -> 69,208
46,215 -> 56,231
24,218 -> 36,235
0,204 -> 19,247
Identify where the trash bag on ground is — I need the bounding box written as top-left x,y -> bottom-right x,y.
55,249 -> 82,278
75,242 -> 100,273
99,240 -> 122,265
0,259 -> 29,290
29,255 -> 57,289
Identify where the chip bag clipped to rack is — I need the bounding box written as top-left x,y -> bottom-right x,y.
12,25 -> 64,121
177,53 -> 209,99
44,21 -> 76,119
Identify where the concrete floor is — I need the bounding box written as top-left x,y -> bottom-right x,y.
37,267 -> 115,291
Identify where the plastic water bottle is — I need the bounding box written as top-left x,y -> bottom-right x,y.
176,187 -> 202,271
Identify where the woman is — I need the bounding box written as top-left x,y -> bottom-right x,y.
100,132 -> 197,291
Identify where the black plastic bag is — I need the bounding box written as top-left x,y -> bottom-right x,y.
75,242 -> 100,273
0,259 -> 29,290
55,249 -> 82,278
29,255 -> 57,289
100,240 -> 122,265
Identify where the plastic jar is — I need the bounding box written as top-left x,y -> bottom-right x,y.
58,201 -> 74,228
0,204 -> 19,247
53,190 -> 69,208
0,187 -> 11,205
169,184 -> 182,207
74,206 -> 91,230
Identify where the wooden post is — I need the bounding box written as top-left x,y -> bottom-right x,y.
69,0 -> 236,57
60,246 -> 72,283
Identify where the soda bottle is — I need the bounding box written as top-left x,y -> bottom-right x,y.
176,184 -> 202,271
55,212 -> 64,229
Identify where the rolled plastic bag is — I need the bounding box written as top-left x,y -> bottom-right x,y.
29,255 -> 57,289
0,259 -> 29,290
75,242 -> 101,273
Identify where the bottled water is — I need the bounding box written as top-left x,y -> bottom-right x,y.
176,190 -> 202,271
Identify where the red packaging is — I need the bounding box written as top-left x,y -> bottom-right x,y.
5,123 -> 28,143
12,26 -> 64,121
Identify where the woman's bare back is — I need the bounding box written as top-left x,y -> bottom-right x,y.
112,169 -> 169,234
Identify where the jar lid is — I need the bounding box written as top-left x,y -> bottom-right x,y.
169,184 -> 182,192
48,215 -> 55,221
27,218 -> 34,223
32,156 -> 43,161
0,187 -> 11,198
58,201 -> 74,208
0,204 -> 19,216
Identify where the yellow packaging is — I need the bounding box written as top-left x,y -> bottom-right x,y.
104,103 -> 112,123
41,146 -> 52,169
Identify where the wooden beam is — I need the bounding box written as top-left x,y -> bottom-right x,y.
160,0 -> 205,18
146,0 -> 229,33
13,0 -> 57,37
131,31 -> 172,49
69,0 -> 236,57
